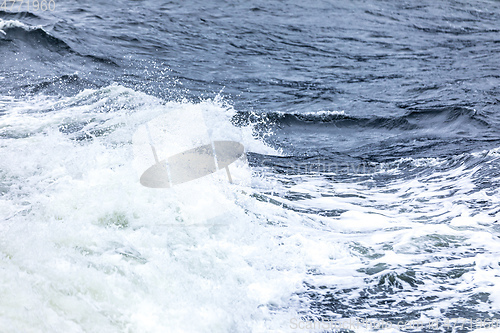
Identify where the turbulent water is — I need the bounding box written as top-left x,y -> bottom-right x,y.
1,0 -> 500,332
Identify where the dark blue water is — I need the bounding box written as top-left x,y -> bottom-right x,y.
2,1 -> 500,332
3,0 -> 500,157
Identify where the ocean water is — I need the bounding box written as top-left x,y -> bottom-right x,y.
1,0 -> 500,332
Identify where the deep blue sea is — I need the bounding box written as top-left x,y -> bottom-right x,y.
1,1 -> 500,332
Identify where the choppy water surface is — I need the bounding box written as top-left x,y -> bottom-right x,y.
1,0 -> 500,332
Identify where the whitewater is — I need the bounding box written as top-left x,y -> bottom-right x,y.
2,1 -> 500,332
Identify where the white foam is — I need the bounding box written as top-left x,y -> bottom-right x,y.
2,84 -> 500,330
0,85 -> 310,332
251,138 -> 500,323
0,19 -> 40,35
